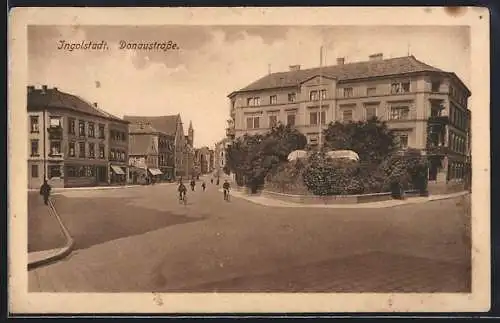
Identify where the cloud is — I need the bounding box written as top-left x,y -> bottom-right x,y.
28,25 -> 470,148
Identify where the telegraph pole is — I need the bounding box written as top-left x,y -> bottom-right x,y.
318,46 -> 324,149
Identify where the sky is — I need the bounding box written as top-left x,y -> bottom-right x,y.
28,25 -> 470,148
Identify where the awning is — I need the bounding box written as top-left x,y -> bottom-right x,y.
110,165 -> 125,175
148,168 -> 163,176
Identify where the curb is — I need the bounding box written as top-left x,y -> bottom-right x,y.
28,182 -> 177,193
223,189 -> 470,209
27,198 -> 75,270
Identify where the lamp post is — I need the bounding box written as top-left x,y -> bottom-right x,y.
43,108 -> 47,181
318,46 -> 323,150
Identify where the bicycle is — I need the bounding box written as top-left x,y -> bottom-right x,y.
179,192 -> 187,205
223,189 -> 230,202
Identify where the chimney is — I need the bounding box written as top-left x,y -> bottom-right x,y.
369,53 -> 383,61
41,85 -> 48,94
93,102 -> 98,108
289,65 -> 301,71
336,57 -> 345,65
27,85 -> 35,93
53,87 -> 58,91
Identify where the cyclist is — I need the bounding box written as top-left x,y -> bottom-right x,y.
178,181 -> 187,202
190,179 -> 196,191
223,179 -> 230,201
201,181 -> 206,191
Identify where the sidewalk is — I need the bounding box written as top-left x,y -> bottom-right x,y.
28,181 -> 176,193
28,198 -> 75,270
223,189 -> 469,209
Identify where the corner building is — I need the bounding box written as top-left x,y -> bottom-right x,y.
227,54 -> 472,183
27,85 -> 129,189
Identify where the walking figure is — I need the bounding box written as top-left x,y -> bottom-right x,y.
223,179 -> 231,202
202,181 -> 206,191
210,178 -> 214,184
216,177 -> 220,186
178,181 -> 187,204
190,179 -> 196,191
40,179 -> 51,205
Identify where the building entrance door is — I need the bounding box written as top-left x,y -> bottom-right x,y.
96,166 -> 107,183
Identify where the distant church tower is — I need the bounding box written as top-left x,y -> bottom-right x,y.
188,121 -> 194,147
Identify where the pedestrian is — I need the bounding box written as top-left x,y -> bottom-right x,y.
216,177 -> 220,186
190,179 -> 196,191
39,179 -> 51,205
202,181 -> 206,191
211,178 -> 214,184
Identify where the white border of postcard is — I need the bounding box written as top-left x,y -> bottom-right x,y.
8,6 -> 490,314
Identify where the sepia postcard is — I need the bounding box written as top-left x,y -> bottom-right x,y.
8,6 -> 490,314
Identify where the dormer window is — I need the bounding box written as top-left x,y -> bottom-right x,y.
310,90 -> 319,101
288,93 -> 296,102
270,95 -> 277,105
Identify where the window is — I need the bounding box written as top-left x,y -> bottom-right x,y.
270,95 -> 277,105
310,90 -> 318,101
430,103 -> 443,117
366,87 -> 377,96
287,114 -> 296,126
121,152 -> 126,161
88,123 -> 95,138
98,124 -> 105,139
247,97 -> 260,106
288,93 -> 296,103
396,134 -> 409,149
79,142 -> 85,158
68,118 -> 76,135
89,143 -> 95,158
308,135 -> 319,146
342,109 -> 353,122
110,150 -> 116,161
99,145 -> 105,159
390,106 -> 410,120
86,166 -> 95,177
246,116 -> 260,129
79,121 -> 85,136
365,106 -> 377,120
30,116 -> 39,133
66,166 -> 76,178
30,139 -> 39,156
31,164 -> 39,178
69,142 -> 75,157
343,87 -> 353,98
309,111 -> 326,125
269,115 -> 278,128
391,81 -> 410,94
48,165 -> 61,178
431,80 -> 441,92
49,141 -> 61,156
49,116 -> 61,127
320,89 -> 327,100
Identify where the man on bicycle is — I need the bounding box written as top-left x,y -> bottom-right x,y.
178,181 -> 187,201
223,179 -> 230,200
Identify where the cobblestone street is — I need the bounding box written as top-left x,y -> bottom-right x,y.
28,182 -> 471,293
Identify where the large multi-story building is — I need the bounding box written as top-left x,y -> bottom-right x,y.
214,137 -> 232,177
124,114 -> 193,179
194,146 -> 213,175
227,54 -> 471,183
27,85 -> 130,189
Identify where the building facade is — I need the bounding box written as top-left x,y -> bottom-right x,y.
227,54 -> 471,183
194,146 -> 212,175
27,85 -> 129,189
108,119 -> 129,185
124,114 -> 191,179
214,137 -> 232,177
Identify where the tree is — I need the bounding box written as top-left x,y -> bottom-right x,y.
323,118 -> 397,165
225,124 -> 307,192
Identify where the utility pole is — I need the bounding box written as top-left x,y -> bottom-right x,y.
43,108 -> 47,180
318,46 -> 323,149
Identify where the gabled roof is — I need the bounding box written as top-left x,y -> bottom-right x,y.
129,134 -> 158,156
27,87 -> 126,123
123,115 -> 180,137
129,123 -> 160,134
229,55 -> 470,96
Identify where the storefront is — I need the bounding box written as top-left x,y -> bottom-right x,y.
160,167 -> 174,182
110,164 -> 127,185
148,168 -> 163,184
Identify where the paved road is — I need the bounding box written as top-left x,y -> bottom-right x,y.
28,181 -> 471,293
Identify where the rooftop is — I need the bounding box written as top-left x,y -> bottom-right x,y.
229,55 -> 470,96
124,115 -> 181,137
27,86 -> 126,123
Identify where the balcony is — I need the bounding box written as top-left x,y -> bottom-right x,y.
47,126 -> 63,140
427,115 -> 449,126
